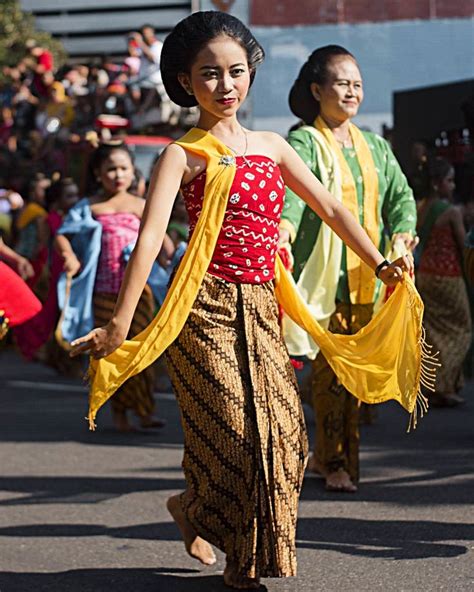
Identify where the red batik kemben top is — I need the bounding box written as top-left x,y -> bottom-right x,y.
181,155 -> 285,284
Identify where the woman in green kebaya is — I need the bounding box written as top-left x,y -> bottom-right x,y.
280,45 -> 417,492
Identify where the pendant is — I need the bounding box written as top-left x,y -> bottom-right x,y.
219,155 -> 236,167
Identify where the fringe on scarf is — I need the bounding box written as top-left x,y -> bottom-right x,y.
407,326 -> 441,432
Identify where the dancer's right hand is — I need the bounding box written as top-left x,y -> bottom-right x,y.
62,252 -> 81,276
70,322 -> 127,359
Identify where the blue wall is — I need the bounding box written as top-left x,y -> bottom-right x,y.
251,18 -> 474,132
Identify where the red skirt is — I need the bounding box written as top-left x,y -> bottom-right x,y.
0,262 -> 42,327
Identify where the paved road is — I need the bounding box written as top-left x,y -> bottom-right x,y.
0,349 -> 473,592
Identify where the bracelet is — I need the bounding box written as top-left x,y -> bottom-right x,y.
374,259 -> 391,278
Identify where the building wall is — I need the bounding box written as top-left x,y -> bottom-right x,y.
251,0 -> 473,26
250,17 -> 474,134
20,0 -> 193,58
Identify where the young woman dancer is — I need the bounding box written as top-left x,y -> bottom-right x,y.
56,143 -> 165,432
71,11 -> 412,589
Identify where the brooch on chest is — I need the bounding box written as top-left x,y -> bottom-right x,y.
219,155 -> 236,167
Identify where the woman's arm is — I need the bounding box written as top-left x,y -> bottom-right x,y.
71,143 -> 187,358
157,232 -> 175,267
274,134 -> 412,283
0,238 -> 34,280
450,206 -> 466,255
55,234 -> 81,276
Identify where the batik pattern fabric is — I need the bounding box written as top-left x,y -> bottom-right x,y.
181,155 -> 284,284
312,302 -> 373,482
165,273 -> 308,579
416,218 -> 471,395
95,213 -> 141,294
93,287 -> 155,418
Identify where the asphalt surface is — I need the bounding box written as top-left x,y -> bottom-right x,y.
0,348 -> 473,592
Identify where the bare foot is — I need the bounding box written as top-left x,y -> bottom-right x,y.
140,415 -> 166,429
325,469 -> 357,493
112,410 -> 136,433
224,561 -> 260,589
307,454 -> 327,477
166,495 -> 216,566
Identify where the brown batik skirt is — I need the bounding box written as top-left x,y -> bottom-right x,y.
166,273 -> 308,579
94,287 -> 156,418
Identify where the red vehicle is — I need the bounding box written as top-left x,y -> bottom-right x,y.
124,134 -> 173,179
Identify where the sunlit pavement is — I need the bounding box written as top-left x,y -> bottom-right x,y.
0,348 -> 473,592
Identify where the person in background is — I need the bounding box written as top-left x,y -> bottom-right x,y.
0,238 -> 40,340
15,177 -> 80,363
416,157 -> 471,407
281,45 -> 417,492
23,39 -> 55,99
55,143 -> 166,432
129,25 -> 172,120
15,174 -> 50,292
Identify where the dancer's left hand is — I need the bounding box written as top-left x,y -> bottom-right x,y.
378,255 -> 413,286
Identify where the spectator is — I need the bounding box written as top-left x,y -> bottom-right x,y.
128,25 -> 172,121
24,39 -> 55,98
415,158 -> 471,407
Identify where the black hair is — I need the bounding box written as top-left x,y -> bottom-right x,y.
130,167 -> 146,197
45,177 -> 78,210
86,142 -> 134,194
161,10 -> 265,108
428,157 -> 453,184
289,45 -> 356,125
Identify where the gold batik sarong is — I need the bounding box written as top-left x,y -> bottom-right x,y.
416,274 -> 471,395
165,273 -> 308,579
94,287 -> 155,418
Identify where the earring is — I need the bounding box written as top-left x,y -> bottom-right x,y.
186,88 -> 194,96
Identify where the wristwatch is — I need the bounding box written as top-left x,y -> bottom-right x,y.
374,259 -> 391,278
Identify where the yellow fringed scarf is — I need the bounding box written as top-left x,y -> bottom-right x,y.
87,127 -> 434,430
315,116 -> 380,304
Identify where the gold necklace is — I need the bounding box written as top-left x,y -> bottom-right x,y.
227,127 -> 252,167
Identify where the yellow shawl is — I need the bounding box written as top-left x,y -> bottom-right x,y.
17,202 -> 47,230
283,118 -> 380,359
87,127 -> 435,430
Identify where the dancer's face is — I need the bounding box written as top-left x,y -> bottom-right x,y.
98,150 -> 135,196
438,167 -> 456,200
179,35 -> 251,120
311,56 -> 364,124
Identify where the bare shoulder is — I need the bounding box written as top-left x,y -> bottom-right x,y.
131,195 -> 146,217
449,204 -> 464,223
246,130 -> 287,162
159,142 -> 188,166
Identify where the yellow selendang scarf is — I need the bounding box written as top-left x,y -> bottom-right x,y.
316,115 -> 380,304
87,127 -> 435,430
283,118 -> 381,359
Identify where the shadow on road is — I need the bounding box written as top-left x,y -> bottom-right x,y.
0,521 -> 181,542
300,464 -> 474,505
0,517 -> 471,562
0,475 -> 186,506
0,568 -> 268,592
297,517 -> 473,560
